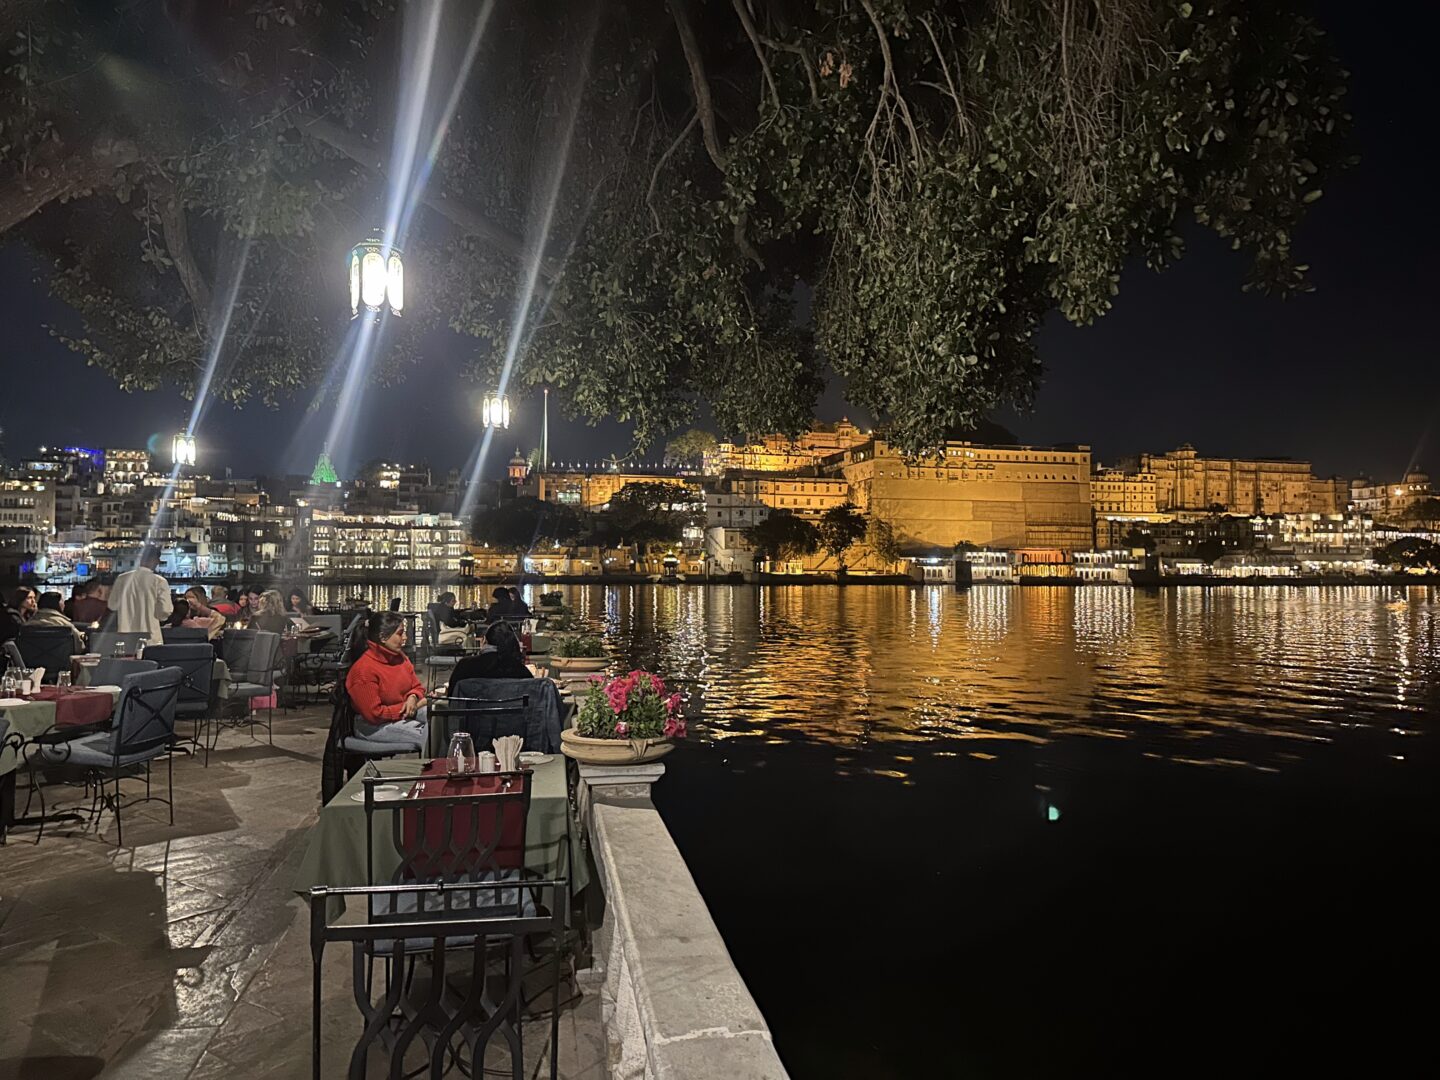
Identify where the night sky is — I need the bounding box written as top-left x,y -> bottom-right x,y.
1,0 -> 1433,484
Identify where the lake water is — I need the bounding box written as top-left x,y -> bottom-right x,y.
324,582 -> 1440,1075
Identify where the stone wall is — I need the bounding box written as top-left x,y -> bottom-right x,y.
577,764 -> 789,1080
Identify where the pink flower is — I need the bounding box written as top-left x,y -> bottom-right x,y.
614,720 -> 629,737
663,715 -> 687,739
648,673 -> 665,694
665,692 -> 682,714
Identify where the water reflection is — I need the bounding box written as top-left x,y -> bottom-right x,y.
528,584 -> 1440,780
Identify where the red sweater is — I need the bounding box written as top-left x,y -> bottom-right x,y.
346,642 -> 425,724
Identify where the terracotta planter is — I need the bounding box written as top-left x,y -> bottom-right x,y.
550,656 -> 608,672
560,728 -> 676,765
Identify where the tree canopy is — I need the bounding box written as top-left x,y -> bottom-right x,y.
603,481 -> 703,551
1,0 -> 1350,453
746,508 -> 820,562
817,501 -> 868,568
663,428 -> 718,469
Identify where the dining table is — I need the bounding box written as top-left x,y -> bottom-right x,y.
0,685 -> 121,838
291,755 -> 587,914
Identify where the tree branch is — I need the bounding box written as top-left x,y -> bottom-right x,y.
0,134 -> 138,235
758,31 -> 819,105
667,0 -> 728,171
648,112 -> 699,233
860,0 -> 923,168
153,182 -> 213,333
297,113 -> 561,282
730,0 -> 780,113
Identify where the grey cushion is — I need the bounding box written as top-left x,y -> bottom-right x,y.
342,736 -> 414,756
41,731 -> 165,768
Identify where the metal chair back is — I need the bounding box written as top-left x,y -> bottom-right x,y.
430,695 -> 529,752
161,626 -> 210,645
362,771 -> 533,901
90,657 -> 158,686
16,626 -> 75,681
108,667 -> 182,756
220,627 -> 257,674
308,878 -> 566,1080
138,644 -> 214,708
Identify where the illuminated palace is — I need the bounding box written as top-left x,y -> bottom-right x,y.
832,438 -> 1094,551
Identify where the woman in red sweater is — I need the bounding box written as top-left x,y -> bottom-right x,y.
345,610 -> 427,750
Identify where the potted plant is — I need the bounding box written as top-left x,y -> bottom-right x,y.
549,633 -> 608,671
561,670 -> 687,765
537,590 -> 565,611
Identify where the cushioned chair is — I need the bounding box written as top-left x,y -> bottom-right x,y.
16,626 -> 76,683
418,610 -> 460,692
139,644 -> 215,762
229,630 -> 282,744
3,640 -> 24,670
450,677 -> 564,752
40,666 -> 181,846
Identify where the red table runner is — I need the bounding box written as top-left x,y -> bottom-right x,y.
27,686 -> 116,729
397,761 -> 530,876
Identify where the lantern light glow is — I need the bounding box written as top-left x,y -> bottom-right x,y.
349,236 -> 404,318
172,432 -> 197,467
481,393 -> 511,429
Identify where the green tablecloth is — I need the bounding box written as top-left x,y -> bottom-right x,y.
292,756 -> 587,908
0,689 -> 121,776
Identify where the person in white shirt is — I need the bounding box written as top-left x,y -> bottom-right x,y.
108,546 -> 172,645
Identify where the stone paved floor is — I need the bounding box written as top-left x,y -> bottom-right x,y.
0,705 -> 606,1079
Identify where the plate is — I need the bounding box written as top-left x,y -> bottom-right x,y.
0,698 -> 26,707
89,685 -> 123,693
349,784 -> 407,803
519,752 -> 553,766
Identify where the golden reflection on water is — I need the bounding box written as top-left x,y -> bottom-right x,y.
581,584 -> 1440,779
312,582 -> 1440,779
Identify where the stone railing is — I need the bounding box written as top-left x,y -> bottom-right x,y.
576,763 -> 790,1080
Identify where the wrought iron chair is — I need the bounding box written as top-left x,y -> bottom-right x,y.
428,696 -> 529,754
38,665 -> 181,846
218,629 -> 282,746
139,643 -> 215,762
16,626 -> 76,682
419,610 -> 462,693
309,877 -> 567,1080
297,613 -> 365,705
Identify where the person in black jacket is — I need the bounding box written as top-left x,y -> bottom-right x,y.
446,620 -> 532,694
506,587 -> 530,617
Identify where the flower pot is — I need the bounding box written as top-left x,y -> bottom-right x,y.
550,656 -> 607,672
560,728 -> 676,765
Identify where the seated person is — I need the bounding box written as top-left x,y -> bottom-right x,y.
62,583 -> 85,620
427,591 -> 466,629
70,581 -> 109,626
345,611 -> 427,750
447,620 -> 533,694
506,587 -> 531,617
289,588 -> 314,616
27,590 -> 88,651
252,589 -> 291,634
486,586 -> 513,621
210,585 -> 241,619
181,586 -> 227,639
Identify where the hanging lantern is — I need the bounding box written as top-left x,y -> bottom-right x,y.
349,235 -> 404,318
481,393 -> 511,429
172,432 -> 197,467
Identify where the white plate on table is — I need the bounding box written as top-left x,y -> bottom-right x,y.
519,752 -> 553,766
89,685 -> 123,693
0,698 -> 27,707
348,784 -> 407,803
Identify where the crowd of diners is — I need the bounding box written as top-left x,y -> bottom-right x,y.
2,547 -> 543,756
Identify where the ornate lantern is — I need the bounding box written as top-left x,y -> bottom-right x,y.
349,236 -> 404,318
481,393 -> 511,429
172,431 -> 197,467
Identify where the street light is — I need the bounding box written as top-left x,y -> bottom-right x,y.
349,236 -> 404,318
481,393 -> 511,429
172,432 -> 197,467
